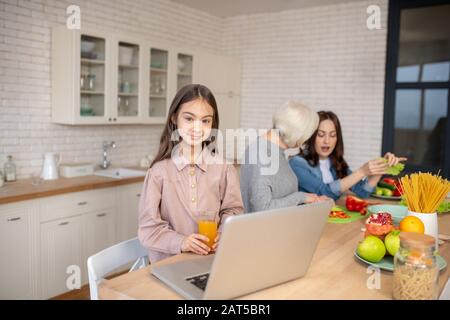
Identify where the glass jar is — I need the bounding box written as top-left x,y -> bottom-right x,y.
4,155 -> 16,182
393,232 -> 439,300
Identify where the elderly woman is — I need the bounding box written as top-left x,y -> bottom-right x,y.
239,101 -> 327,213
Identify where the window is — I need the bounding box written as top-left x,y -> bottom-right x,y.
383,0 -> 450,177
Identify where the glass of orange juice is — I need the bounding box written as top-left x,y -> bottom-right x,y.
197,211 -> 218,249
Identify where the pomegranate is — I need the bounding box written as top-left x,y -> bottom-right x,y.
364,212 -> 395,240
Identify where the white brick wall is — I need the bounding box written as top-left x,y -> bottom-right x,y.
1,0 -> 389,178
0,0 -> 223,178
222,0 -> 388,169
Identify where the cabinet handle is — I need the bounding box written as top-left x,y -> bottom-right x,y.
136,193 -> 141,197
113,118 -> 117,122
59,221 -> 69,226
97,213 -> 107,217
7,217 -> 21,222
78,201 -> 88,206
108,117 -> 112,122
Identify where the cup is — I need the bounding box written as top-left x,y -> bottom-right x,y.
407,210 -> 438,249
197,211 -> 218,249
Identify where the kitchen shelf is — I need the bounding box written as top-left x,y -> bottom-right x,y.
118,93 -> 138,96
177,72 -> 192,77
119,64 -> 139,69
150,68 -> 167,73
81,91 -> 104,95
149,95 -> 166,98
81,58 -> 105,65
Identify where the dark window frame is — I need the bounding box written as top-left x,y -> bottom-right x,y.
382,0 -> 450,178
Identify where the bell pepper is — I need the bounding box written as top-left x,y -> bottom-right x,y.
393,181 -> 403,197
382,177 -> 396,185
346,195 -> 368,215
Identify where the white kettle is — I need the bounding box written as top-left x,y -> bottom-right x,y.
41,153 -> 61,180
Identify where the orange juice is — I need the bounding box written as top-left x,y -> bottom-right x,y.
198,220 -> 218,248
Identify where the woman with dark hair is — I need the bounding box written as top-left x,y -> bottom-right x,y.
138,84 -> 243,263
289,111 -> 406,200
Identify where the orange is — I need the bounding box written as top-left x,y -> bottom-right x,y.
399,216 -> 425,234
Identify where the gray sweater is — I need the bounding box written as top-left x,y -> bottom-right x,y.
239,137 -> 307,213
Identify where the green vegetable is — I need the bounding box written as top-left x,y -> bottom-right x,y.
438,200 -> 450,214
399,199 -> 449,214
379,158 -> 405,176
382,188 -> 393,197
377,181 -> 396,191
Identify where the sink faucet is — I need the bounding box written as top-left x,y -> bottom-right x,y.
99,141 -> 116,169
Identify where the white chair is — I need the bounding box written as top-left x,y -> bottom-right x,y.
87,237 -> 149,300
440,278 -> 450,300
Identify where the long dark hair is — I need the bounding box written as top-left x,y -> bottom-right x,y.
150,84 -> 219,168
301,111 -> 349,179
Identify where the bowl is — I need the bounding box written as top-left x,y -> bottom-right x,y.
81,41 -> 96,53
367,204 -> 408,225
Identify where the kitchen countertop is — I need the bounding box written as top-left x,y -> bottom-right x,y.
0,167 -> 147,205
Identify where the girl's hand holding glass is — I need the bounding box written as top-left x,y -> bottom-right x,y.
181,233 -> 211,255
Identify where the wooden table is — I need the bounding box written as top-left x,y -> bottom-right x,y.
99,198 -> 450,300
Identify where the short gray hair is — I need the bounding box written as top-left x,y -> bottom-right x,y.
273,101 -> 319,148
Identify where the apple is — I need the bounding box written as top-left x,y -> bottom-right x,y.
357,235 -> 386,263
384,230 -> 400,256
375,187 -> 384,196
382,188 -> 393,197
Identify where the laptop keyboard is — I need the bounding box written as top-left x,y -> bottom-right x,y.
186,273 -> 210,291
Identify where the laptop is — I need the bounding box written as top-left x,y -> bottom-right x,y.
151,200 -> 333,300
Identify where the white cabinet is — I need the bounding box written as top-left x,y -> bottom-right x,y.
196,52 -> 241,130
0,201 -> 39,299
83,208 -> 116,261
117,183 -> 143,242
39,188 -> 116,298
40,215 -> 83,298
51,27 -> 197,125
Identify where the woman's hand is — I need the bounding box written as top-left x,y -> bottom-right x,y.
181,233 -> 211,255
304,193 -> 329,203
383,152 -> 407,167
359,158 -> 388,177
212,233 -> 221,252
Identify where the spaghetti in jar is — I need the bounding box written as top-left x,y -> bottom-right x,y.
393,232 -> 439,300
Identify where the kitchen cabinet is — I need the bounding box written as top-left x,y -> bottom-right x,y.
40,215 -> 83,298
83,208 -> 116,264
0,201 -> 39,299
0,182 -> 146,299
51,27 -> 197,125
117,183 -> 143,242
39,188 -> 116,298
197,52 -> 241,161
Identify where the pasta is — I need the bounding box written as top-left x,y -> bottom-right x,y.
400,173 -> 450,213
393,263 -> 438,300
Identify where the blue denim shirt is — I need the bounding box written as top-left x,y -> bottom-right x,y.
288,155 -> 375,200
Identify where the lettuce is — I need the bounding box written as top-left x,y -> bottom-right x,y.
379,158 -> 405,176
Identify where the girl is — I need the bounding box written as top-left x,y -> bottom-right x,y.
138,84 -> 244,263
289,111 -> 406,200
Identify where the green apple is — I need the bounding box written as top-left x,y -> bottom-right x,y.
382,188 -> 393,197
375,187 -> 384,196
384,230 -> 400,256
357,235 -> 386,263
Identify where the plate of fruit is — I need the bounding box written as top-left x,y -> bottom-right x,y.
371,177 -> 403,200
354,212 -> 447,271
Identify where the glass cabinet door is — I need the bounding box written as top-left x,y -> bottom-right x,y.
80,35 -> 106,118
117,42 -> 139,117
177,53 -> 193,90
149,48 -> 168,117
